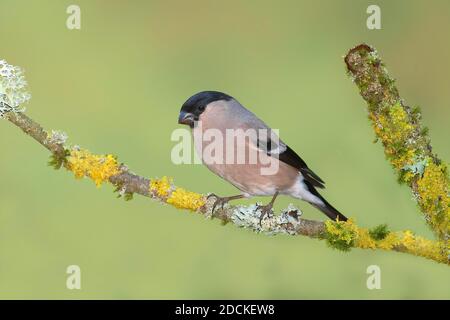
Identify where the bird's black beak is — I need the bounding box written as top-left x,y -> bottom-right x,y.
178,111 -> 194,126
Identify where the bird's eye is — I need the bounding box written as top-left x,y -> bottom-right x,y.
198,105 -> 205,112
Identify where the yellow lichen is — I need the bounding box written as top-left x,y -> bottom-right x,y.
149,176 -> 172,197
391,149 -> 416,171
374,232 -> 399,250
351,223 -> 398,250
402,171 -> 415,184
325,219 -> 448,263
388,104 -> 414,138
368,101 -> 449,240
167,187 -> 205,211
371,103 -> 416,170
66,148 -> 120,187
149,177 -> 205,211
354,228 -> 377,249
416,162 -> 449,237
396,230 -> 448,264
325,219 -> 359,251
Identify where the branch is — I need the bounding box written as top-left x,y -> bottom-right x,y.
345,44 -> 449,242
5,112 -> 327,239
1,54 -> 448,265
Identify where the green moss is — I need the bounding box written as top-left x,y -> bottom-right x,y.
420,126 -> 429,137
124,192 -> 134,201
113,183 -> 134,201
369,224 -> 390,241
411,105 -> 421,115
47,149 -> 70,170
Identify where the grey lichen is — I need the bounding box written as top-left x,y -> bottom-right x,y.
402,157 -> 428,176
48,130 -> 68,145
230,203 -> 303,235
0,59 -> 31,118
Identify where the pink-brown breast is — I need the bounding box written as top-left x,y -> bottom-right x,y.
192,100 -> 299,196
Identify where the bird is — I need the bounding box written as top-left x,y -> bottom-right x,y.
178,90 -> 347,222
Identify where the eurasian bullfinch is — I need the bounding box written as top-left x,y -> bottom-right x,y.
178,91 -> 347,222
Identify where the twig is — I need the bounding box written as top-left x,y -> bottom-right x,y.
345,44 -> 449,242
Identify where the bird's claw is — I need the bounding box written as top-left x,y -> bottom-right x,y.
257,203 -> 274,226
207,193 -> 218,200
207,194 -> 230,215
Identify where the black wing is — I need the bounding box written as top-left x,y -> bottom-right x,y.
278,145 -> 325,189
258,136 -> 325,189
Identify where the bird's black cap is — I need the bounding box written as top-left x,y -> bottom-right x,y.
181,91 -> 233,113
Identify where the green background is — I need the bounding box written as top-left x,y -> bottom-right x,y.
0,0 -> 449,299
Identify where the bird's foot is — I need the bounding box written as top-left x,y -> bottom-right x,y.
256,203 -> 274,226
207,193 -> 233,215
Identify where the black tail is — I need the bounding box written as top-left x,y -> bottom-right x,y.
311,197 -> 348,222
304,181 -> 348,221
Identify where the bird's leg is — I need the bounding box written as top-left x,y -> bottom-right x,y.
257,191 -> 279,226
207,193 -> 246,214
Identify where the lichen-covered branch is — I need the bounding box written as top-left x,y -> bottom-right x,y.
3,111 -> 448,264
1,57 -> 448,265
345,44 -> 449,242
